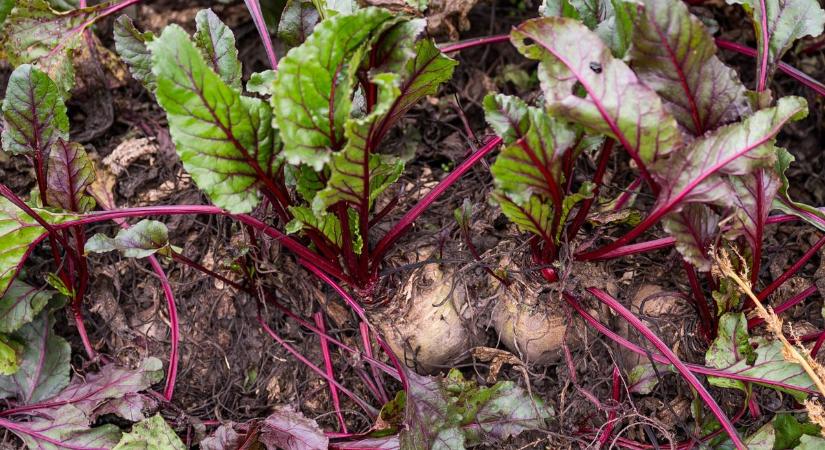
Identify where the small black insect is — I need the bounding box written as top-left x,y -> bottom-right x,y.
589,61 -> 602,73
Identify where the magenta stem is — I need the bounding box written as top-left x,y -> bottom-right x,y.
748,285 -> 818,329
755,0 -> 771,92
53,205 -> 347,283
257,315 -> 377,416
244,0 -> 278,69
716,39 -> 825,98
315,312 -> 348,433
757,234 -> 825,302
371,136 -> 501,266
561,291 -> 816,394
360,321 -> 388,403
150,256 -> 179,401
571,289 -> 745,449
438,34 -> 511,53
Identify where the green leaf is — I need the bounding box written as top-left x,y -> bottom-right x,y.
278,0 -> 320,47
0,280 -> 53,334
194,8 -> 243,91
707,337 -> 814,402
114,14 -> 156,92
0,0 -> 13,25
705,312 -> 755,378
661,204 -> 720,271
312,73 -> 405,213
1,64 -> 69,156
0,0 -> 113,95
773,414 -> 821,449
797,435 -> 825,449
45,139 -> 96,213
272,7 -> 395,169
289,164 -> 326,202
492,192 -> 554,247
149,25 -> 281,213
541,0 -> 635,57
247,70 -> 277,97
744,421 -> 776,450
454,199 -> 473,231
0,198 -> 76,297
712,278 -> 742,316
653,96 -> 807,208
13,405 -> 122,450
629,0 -> 750,135
773,148 -> 825,231
85,220 -> 171,258
0,313 -> 70,403
511,17 -> 682,166
401,369 -> 552,449
726,0 -> 825,86
114,414 -> 186,450
369,38 -> 457,143
484,94 -> 576,205
285,206 -> 362,253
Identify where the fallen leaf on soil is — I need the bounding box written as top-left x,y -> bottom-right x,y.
471,346 -> 523,383
426,0 -> 480,39
103,137 -> 158,176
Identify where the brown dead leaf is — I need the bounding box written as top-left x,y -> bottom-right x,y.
426,0 -> 480,40
471,346 -> 523,383
104,137 -> 159,176
361,0 -> 422,15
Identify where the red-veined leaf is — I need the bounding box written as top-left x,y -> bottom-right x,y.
194,8 -> 242,91
45,139 -> 96,213
629,0 -> 750,135
1,64 -> 68,156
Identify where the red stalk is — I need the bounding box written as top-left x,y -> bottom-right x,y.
258,315 -> 377,416
150,256 -> 178,401
748,285 -> 818,329
567,140 -> 615,241
359,322 -> 388,403
244,0 -> 278,69
612,177 -> 642,211
371,136 -> 501,267
53,205 -> 347,283
438,34 -> 511,54
683,261 -> 714,340
315,312 -> 348,433
568,289 -> 745,449
561,290 -> 816,393
716,39 -> 825,98
756,234 -> 825,302
598,366 -> 620,448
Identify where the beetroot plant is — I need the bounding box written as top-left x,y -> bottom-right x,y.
478,0 -> 825,446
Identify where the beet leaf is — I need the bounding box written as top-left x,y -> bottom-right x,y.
193,8 -> 243,91
1,64 -> 68,157
149,24 -> 281,214
45,140 -> 96,213
0,0 -> 135,95
0,313 -> 70,403
278,0 -> 321,48
113,414 -> 185,450
401,369 -> 552,449
726,0 -> 825,92
113,15 -> 156,92
85,219 -> 172,258
272,8 -> 397,169
510,17 -> 682,177
629,0 -> 750,135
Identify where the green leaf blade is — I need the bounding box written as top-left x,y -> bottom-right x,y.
630,0 -> 750,135
194,8 -> 243,91
272,7 -> 395,169
113,14 -> 156,92
511,17 -> 683,166
1,64 -> 69,156
85,220 -> 171,258
149,25 -> 280,214
0,280 -> 53,334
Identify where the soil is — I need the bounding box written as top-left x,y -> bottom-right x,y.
1,0 -> 824,449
